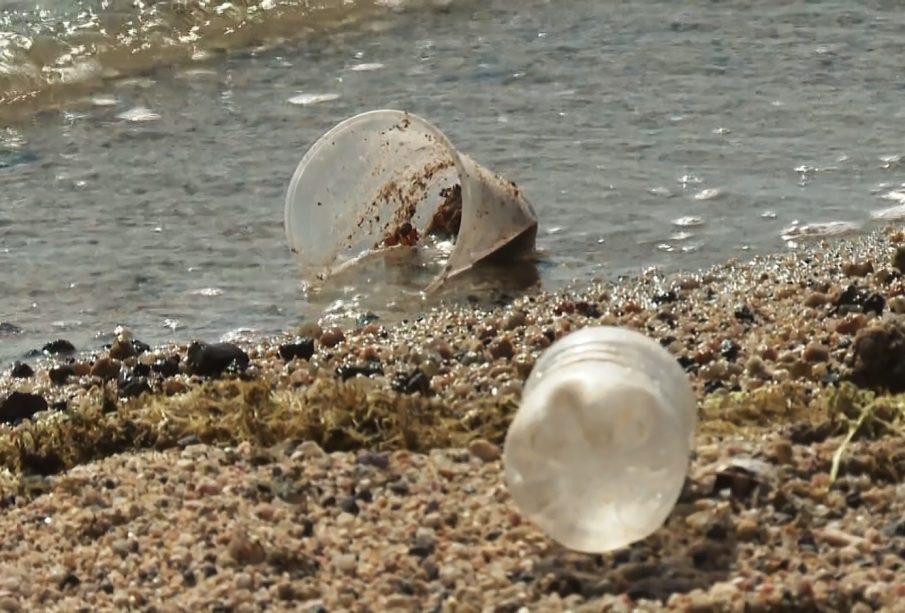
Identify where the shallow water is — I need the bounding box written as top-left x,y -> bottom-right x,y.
2,0 -> 904,362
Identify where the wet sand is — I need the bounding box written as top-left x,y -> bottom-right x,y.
3,227 -> 905,610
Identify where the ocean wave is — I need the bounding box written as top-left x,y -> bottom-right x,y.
0,0 -> 442,122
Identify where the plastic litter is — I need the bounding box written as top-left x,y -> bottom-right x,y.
284,109 -> 538,290
503,326 -> 698,553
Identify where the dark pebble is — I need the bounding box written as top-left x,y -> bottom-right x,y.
182,570 -> 197,587
120,377 -> 151,399
178,435 -> 202,448
0,391 -> 49,425
58,573 -> 80,590
652,290 -> 678,305
392,369 -> 431,395
186,341 -> 249,378
131,363 -> 151,378
339,496 -> 360,515
132,339 -> 151,355
575,301 -> 602,318
336,361 -> 383,381
0,322 -> 22,335
42,339 -> 76,356
49,365 -> 76,385
10,361 -> 34,379
388,479 -> 410,495
152,355 -> 181,378
862,292 -> 886,316
893,246 -> 905,273
704,379 -> 724,394
847,321 -> 905,393
357,451 -> 390,470
278,339 -> 315,362
720,339 -> 741,362
734,304 -> 756,323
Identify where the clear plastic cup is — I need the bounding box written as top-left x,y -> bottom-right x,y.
284,110 -> 538,289
503,326 -> 698,553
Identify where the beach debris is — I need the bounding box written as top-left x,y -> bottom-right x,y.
186,341 -> 249,378
503,326 -> 697,553
0,391 -> 48,425
283,109 -> 538,291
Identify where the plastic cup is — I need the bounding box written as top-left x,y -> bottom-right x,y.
284,109 -> 538,290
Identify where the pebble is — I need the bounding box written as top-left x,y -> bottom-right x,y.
319,328 -> 345,348
890,296 -> 905,314
489,337 -> 515,360
90,357 -> 121,381
186,341 -> 249,377
802,343 -> 830,363
504,311 -> 527,330
297,322 -> 323,340
296,441 -> 326,459
278,339 -> 315,362
467,439 -> 501,463
333,554 -> 357,574
842,261 -> 873,277
803,292 -> 828,308
227,529 -> 266,565
0,391 -> 48,425
892,246 -> 905,272
9,362 -> 34,379
42,339 -> 76,356
109,338 -> 136,360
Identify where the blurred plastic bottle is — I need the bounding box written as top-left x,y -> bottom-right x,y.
503,326 -> 697,553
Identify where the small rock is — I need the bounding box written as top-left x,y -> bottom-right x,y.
429,339 -> 454,361
9,362 -> 34,379
152,355 -> 181,378
892,246 -> 905,273
513,355 -> 535,379
771,439 -> 794,464
164,379 -> 188,396
297,322 -> 323,340
889,296 -> 905,314
333,554 -> 357,574
339,496 -> 360,515
0,322 -> 22,336
319,328 -> 345,348
0,391 -> 49,425
468,439 -> 501,463
392,369 -> 431,395
489,337 -> 515,360
296,440 -> 326,459
735,517 -> 759,542
42,339 -> 76,356
279,339 -> 315,362
336,361 -> 383,381
733,305 -> 755,323
186,341 -> 249,377
119,376 -> 151,399
90,357 -> 121,381
745,356 -> 770,379
49,364 -> 76,385
503,311 -> 527,330
358,451 -> 390,470
835,313 -> 867,335
357,312 -> 380,327
842,261 -> 873,277
804,292 -> 828,308
847,321 -> 905,392
803,343 -> 830,363
109,338 -> 136,360
227,529 -> 266,565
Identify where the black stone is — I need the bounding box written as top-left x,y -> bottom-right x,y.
704,379 -> 724,394
339,496 -> 360,515
120,377 -> 151,399
392,369 -> 431,395
152,355 -> 181,378
42,339 -> 76,356
734,304 -> 756,323
10,362 -> 34,379
357,451 -> 390,470
0,391 -> 48,425
49,365 -> 76,385
131,363 -> 151,378
862,293 -> 886,316
652,290 -> 678,305
0,322 -> 22,335
336,361 -> 383,381
58,573 -> 80,590
278,339 -> 315,362
186,341 -> 249,378
131,339 -> 151,355
720,339 -> 741,362
182,570 -> 197,587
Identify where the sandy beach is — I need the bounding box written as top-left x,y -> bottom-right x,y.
3,227 -> 905,611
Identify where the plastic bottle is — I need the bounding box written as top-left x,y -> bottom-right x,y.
503,326 -> 697,553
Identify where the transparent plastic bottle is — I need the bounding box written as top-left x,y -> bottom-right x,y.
503,326 -> 697,553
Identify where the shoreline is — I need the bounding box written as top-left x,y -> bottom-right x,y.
2,225 -> 905,609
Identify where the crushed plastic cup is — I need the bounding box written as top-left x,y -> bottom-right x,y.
284,109 -> 538,290
503,326 -> 698,553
